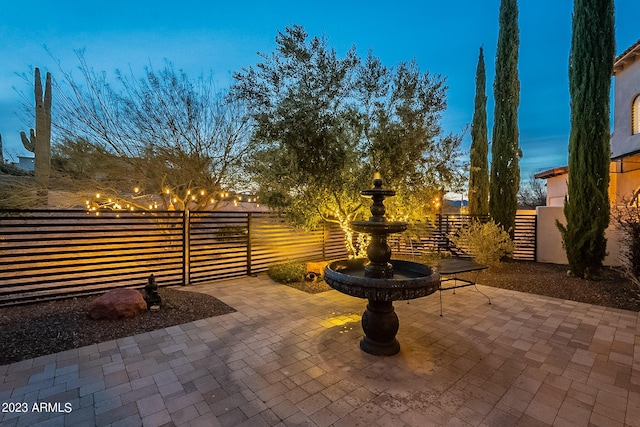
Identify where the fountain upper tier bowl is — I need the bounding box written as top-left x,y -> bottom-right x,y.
350,220 -> 409,235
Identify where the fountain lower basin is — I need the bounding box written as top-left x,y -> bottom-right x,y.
324,258 -> 440,301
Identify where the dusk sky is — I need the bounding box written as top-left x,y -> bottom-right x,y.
1,0 -> 639,186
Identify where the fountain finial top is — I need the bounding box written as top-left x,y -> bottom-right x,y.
362,173 -> 395,199
373,172 -> 382,187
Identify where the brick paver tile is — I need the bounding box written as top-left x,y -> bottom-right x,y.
296,392 -> 331,416
217,407 -> 247,427
141,408 -> 172,427
136,393 -> 166,418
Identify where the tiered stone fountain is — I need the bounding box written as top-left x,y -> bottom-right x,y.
324,175 -> 440,356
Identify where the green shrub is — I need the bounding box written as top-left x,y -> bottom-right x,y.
448,220 -> 514,266
267,261 -> 307,284
611,199 -> 640,289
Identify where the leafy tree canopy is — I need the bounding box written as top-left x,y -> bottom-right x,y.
232,25 -> 463,254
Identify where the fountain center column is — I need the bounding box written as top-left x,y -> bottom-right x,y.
363,176 -> 394,279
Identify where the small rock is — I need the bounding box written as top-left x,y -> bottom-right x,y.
88,289 -> 147,320
306,261 -> 328,277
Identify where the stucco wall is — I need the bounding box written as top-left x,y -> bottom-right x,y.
536,207 -> 568,264
541,155 -> 640,206
545,175 -> 568,207
536,206 -> 622,266
612,153 -> 640,201
611,59 -> 640,158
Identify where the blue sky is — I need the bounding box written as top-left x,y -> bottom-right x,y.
1,0 -> 639,184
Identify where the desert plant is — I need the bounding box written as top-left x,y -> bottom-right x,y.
21,68 -> 52,206
267,261 -> 307,284
448,220 -> 514,266
611,199 -> 640,289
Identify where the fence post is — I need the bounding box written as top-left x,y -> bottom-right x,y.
437,213 -> 443,252
322,221 -> 327,259
183,210 -> 190,286
247,212 -> 252,276
533,213 -> 538,262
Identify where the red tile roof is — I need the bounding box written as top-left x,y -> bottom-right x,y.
534,166 -> 568,179
614,39 -> 640,74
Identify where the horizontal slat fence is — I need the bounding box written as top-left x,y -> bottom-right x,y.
249,213 -> 326,274
513,214 -> 537,261
388,214 -> 536,261
0,210 -> 185,305
188,211 -> 251,284
0,210 -> 536,305
0,210 -> 349,305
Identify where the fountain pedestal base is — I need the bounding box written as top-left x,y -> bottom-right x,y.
360,300 -> 400,356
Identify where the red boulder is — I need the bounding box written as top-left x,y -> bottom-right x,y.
88,289 -> 147,320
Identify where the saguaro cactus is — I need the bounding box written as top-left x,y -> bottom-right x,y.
21,68 -> 52,205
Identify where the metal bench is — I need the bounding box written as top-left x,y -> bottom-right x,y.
434,258 -> 491,316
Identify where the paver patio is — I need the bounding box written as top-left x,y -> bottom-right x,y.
1,274 -> 639,426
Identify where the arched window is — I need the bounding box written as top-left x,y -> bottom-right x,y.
633,94 -> 640,135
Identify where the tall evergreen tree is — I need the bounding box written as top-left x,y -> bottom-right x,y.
558,0 -> 614,278
468,47 -> 489,216
489,0 -> 521,235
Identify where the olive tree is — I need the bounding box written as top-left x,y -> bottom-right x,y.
232,25 -> 463,256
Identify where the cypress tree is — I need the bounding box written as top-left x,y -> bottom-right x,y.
558,0 -> 614,278
468,47 -> 489,216
489,0 -> 521,235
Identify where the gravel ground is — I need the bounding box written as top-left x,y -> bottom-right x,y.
478,260 -> 640,312
1,261 -> 639,366
0,287 -> 235,365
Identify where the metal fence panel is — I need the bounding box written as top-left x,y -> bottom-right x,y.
0,210 -> 184,304
0,210 -> 534,305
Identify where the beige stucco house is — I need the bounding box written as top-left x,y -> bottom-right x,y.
536,39 -> 640,206
534,39 -> 640,265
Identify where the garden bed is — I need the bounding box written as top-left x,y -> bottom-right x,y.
0,288 -> 234,365
477,259 -> 640,312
